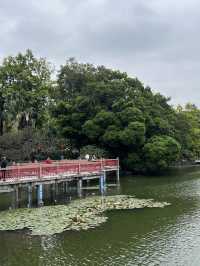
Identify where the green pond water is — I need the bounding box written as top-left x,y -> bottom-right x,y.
1,166 -> 200,265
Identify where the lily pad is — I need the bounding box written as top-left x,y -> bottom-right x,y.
0,195 -> 170,235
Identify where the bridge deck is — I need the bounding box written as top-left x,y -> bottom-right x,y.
0,159 -> 119,187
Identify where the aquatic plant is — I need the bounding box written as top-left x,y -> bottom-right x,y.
0,195 -> 170,235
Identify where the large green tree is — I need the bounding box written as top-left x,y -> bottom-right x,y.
174,104 -> 200,159
0,50 -> 52,134
52,59 -> 180,172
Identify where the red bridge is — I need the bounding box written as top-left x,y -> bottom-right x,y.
0,159 -> 120,207
0,159 -> 119,185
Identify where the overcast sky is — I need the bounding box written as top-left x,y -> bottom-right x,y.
0,0 -> 200,106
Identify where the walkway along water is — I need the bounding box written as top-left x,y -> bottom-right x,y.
0,158 -> 119,208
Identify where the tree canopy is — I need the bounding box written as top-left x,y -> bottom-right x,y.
0,49 -> 52,135
51,59 -> 181,172
0,52 -> 200,173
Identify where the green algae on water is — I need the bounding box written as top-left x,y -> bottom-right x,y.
0,195 -> 170,236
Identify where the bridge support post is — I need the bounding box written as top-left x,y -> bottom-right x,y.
11,185 -> 19,209
55,181 -> 59,196
117,169 -> 120,185
27,183 -> 32,208
116,158 -> 120,185
11,185 -> 15,209
15,185 -> 19,208
77,178 -> 83,198
103,171 -> 107,184
50,183 -> 55,203
64,181 -> 68,193
52,181 -> 59,204
99,173 -> 106,194
37,184 -> 44,207
62,182 -> 65,192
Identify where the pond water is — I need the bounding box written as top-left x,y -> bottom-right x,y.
1,166 -> 200,265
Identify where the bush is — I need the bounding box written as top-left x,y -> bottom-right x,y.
143,136 -> 181,172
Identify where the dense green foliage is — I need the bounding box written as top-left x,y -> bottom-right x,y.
51,59 -> 179,172
0,50 -> 52,134
0,51 -> 199,173
0,129 -> 71,162
143,136 -> 181,172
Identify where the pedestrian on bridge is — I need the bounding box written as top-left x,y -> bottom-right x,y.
45,157 -> 52,164
1,156 -> 8,181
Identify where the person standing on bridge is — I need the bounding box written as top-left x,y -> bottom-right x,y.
1,156 -> 8,181
85,154 -> 90,161
45,157 -> 52,164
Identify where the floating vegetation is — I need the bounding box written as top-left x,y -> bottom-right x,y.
0,195 -> 170,236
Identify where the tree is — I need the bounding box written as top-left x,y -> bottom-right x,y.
52,59 -> 179,172
174,103 -> 200,159
0,50 -> 52,134
143,136 -> 181,172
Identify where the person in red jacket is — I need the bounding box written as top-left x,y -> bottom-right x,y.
45,157 -> 52,164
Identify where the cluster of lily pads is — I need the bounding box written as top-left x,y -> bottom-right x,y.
0,195 -> 170,235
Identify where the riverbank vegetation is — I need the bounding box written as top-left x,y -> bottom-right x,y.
0,50 -> 199,173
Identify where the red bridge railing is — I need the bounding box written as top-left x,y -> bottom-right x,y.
0,159 -> 119,182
